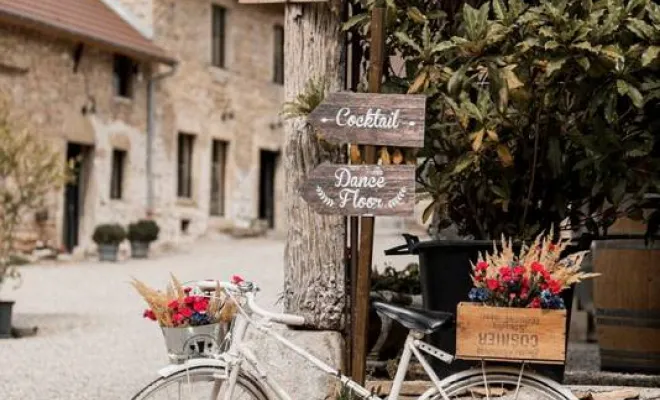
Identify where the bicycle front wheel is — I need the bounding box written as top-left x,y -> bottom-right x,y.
132,366 -> 270,400
426,368 -> 577,400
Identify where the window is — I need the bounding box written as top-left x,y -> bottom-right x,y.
210,140 -> 228,216
273,25 -> 284,84
177,133 -> 195,198
110,149 -> 126,200
212,5 -> 226,68
113,55 -> 135,98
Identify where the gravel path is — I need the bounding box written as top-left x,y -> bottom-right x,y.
0,235 -> 287,400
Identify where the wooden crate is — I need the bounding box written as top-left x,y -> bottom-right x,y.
455,302 -> 567,364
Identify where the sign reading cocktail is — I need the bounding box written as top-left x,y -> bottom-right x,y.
302,92 -> 426,217
302,164 -> 414,216
308,92 -> 426,148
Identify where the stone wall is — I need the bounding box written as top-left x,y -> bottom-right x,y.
0,25 -> 157,252
149,0 -> 287,239
0,1 -> 287,254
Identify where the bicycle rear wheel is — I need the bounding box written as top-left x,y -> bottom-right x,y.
425,368 -> 577,400
132,366 -> 269,400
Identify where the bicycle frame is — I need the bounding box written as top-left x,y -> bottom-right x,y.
218,313 -> 456,400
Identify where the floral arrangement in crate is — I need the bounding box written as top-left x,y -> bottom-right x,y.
468,234 -> 598,309
131,274 -> 239,327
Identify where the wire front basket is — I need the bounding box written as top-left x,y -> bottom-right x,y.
161,321 -> 231,364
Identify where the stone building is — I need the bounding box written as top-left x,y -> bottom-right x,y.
139,0 -> 287,241
0,0 -> 286,254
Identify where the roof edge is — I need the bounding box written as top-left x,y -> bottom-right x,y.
0,9 -> 175,65
98,0 -> 154,40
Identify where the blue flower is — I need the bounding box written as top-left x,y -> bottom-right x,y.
468,287 -> 491,302
190,312 -> 211,326
540,290 -> 565,309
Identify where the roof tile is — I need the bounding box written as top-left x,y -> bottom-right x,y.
0,0 -> 174,64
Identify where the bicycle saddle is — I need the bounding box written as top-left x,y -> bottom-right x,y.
372,301 -> 453,334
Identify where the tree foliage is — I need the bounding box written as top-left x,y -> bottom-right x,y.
345,0 -> 660,239
0,97 -> 71,289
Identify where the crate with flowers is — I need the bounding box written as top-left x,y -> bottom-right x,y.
456,234 -> 599,364
131,274 -> 240,363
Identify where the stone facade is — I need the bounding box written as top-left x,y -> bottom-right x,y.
0,24 -> 154,253
148,0 -> 287,241
0,1 -> 286,253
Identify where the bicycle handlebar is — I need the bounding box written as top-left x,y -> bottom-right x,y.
193,280 -> 306,327
245,293 -> 305,327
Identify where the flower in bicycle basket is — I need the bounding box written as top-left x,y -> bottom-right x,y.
131,273 -> 237,328
180,306 -> 193,318
143,309 -> 157,321
231,275 -> 244,284
193,297 -> 209,313
467,231 -> 599,309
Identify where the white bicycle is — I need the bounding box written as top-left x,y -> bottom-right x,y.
132,280 -> 578,400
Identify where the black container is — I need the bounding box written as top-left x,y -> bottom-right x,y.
385,234 -> 580,382
0,300 -> 14,339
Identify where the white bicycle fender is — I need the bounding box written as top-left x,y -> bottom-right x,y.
157,359 -> 227,378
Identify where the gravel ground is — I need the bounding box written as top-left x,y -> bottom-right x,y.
1,234 -> 288,400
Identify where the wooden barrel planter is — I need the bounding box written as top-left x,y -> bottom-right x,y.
592,237 -> 660,373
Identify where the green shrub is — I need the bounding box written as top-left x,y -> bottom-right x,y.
127,220 -> 160,243
344,0 -> 660,239
92,224 -> 126,245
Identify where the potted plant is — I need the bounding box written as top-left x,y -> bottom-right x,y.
131,274 -> 239,363
0,98 -> 71,338
127,219 -> 160,259
92,224 -> 126,262
345,0 -> 660,378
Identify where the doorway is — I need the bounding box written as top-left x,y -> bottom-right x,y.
63,143 -> 92,252
258,150 -> 279,229
210,140 -> 228,216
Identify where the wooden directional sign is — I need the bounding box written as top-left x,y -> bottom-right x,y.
301,163 -> 415,216
308,92 -> 426,148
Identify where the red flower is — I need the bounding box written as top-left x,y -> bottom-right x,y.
476,261 -> 488,272
486,279 -> 499,291
521,277 -> 530,290
531,262 -> 545,274
183,287 -> 192,294
520,289 -> 529,299
499,267 -> 512,277
513,266 -> 526,276
184,296 -> 195,304
474,274 -> 483,282
167,300 -> 179,310
143,309 -> 156,321
180,307 -> 193,318
172,313 -> 184,325
231,275 -> 244,284
548,280 -> 562,295
530,298 -> 541,308
193,299 -> 209,312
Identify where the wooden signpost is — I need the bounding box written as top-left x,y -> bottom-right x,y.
307,93 -> 426,147
301,163 -> 415,216
299,5 -> 426,384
